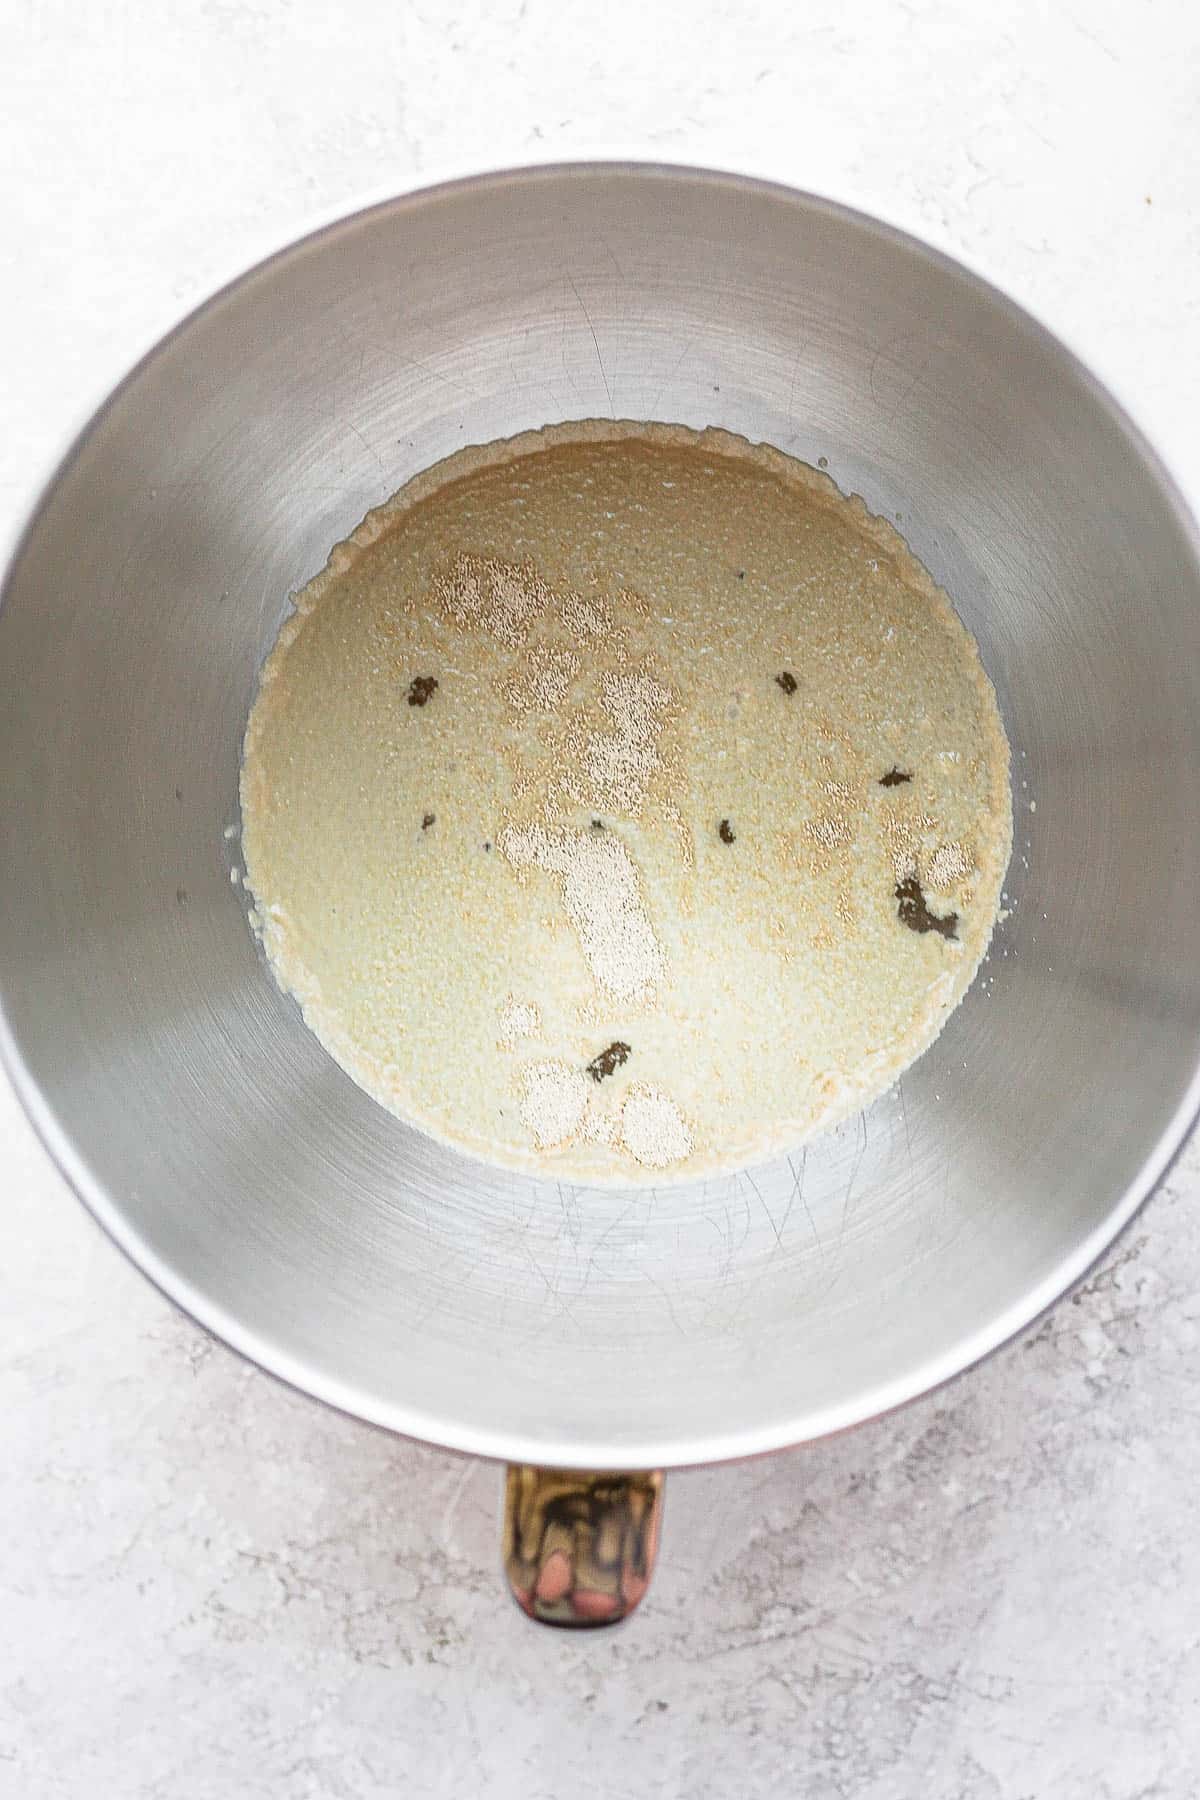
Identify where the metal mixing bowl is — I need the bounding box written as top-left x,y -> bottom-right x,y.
3,165 -> 1199,1613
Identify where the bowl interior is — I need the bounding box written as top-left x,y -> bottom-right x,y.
2,167 -> 1199,1466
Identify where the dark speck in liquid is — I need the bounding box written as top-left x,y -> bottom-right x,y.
587,1041 -> 631,1083
896,876 -> 958,940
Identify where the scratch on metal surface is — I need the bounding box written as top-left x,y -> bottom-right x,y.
782,1149 -> 810,1249
582,1194 -> 637,1287
344,420 -> 387,479
597,234 -> 626,282
520,1236 -> 558,1302
646,337 -> 695,424
520,1286 -> 590,1347
645,1272 -> 688,1339
558,290 -> 586,414
518,1236 -> 583,1334
715,1205 -> 735,1285
735,1183 -> 752,1253
868,335 -> 931,431
784,341 -> 810,441
1068,9 -> 1120,60
509,327 -> 561,419
868,341 -> 887,413
513,1181 -> 539,1233
567,273 -> 615,418
887,357 -> 931,429
556,1182 -> 583,1249
839,1110 -> 869,1241
396,347 -> 479,404
743,1167 -> 782,1249
408,1263 -> 470,1336
898,1076 -> 914,1166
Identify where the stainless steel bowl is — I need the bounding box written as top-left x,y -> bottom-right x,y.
3,165 -> 1199,1618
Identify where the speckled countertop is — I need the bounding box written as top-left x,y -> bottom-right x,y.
3,4 -> 1200,1794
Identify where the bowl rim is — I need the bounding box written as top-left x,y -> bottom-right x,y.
3,158 -> 1200,1471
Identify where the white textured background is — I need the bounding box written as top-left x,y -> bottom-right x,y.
3,3 -> 1200,1795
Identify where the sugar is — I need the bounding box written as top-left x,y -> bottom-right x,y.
519,1059 -> 588,1148
927,841 -> 972,889
497,997 -> 541,1048
559,588 -> 610,637
621,1084 -> 693,1168
575,667 -> 671,815
433,553 -> 552,646
502,643 -> 581,713
499,824 -> 662,1002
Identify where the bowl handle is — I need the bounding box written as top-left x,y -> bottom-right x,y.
502,1464 -> 664,1626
